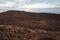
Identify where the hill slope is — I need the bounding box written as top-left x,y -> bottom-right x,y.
0,10 -> 60,31
0,25 -> 60,40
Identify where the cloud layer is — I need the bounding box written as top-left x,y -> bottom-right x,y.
0,2 -> 15,8
0,0 -> 60,13
19,3 -> 56,8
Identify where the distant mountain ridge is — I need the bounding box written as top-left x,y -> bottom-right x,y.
0,10 -> 60,31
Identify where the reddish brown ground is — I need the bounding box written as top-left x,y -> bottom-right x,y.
0,25 -> 60,40
0,10 -> 60,31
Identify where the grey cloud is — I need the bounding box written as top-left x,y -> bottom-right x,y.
30,8 -> 60,14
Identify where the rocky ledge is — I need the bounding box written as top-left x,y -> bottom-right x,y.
0,25 -> 60,40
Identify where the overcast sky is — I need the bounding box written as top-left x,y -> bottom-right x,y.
0,0 -> 60,13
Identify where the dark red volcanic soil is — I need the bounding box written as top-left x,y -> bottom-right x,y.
0,10 -> 60,31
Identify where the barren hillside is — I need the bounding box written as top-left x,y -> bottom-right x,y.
0,25 -> 60,40
0,10 -> 60,31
